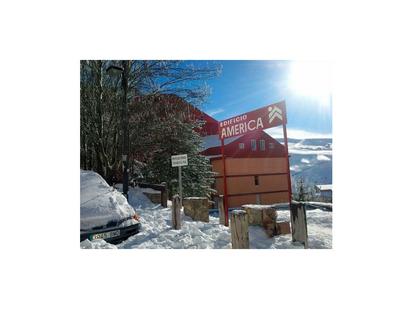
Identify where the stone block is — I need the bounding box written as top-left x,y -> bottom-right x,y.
241,205 -> 278,226
275,221 -> 291,235
263,222 -> 276,237
183,197 -> 209,222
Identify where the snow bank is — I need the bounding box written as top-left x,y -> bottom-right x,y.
305,201 -> 332,207
113,184 -> 157,210
317,154 -> 331,161
80,239 -> 118,249
80,170 -> 136,230
249,208 -> 332,249
119,212 -> 232,249
83,181 -> 332,249
114,186 -> 230,249
242,203 -> 288,209
118,187 -> 332,249
118,206 -> 332,249
140,187 -> 160,194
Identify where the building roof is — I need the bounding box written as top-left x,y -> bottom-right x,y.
200,134 -> 241,150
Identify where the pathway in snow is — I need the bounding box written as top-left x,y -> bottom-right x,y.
118,191 -> 232,249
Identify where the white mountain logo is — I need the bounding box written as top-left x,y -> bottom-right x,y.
268,105 -> 282,123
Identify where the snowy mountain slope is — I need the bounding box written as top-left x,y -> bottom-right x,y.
285,138 -> 332,188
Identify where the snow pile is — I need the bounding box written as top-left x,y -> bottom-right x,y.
317,154 -> 331,161
242,203 -> 289,209
83,182 -> 332,249
80,239 -> 118,249
119,212 -> 231,249
118,205 -> 331,249
80,170 -> 136,230
118,186 -> 231,249
249,208 -> 332,249
140,187 -> 160,194
120,187 -> 332,249
113,183 -> 156,209
305,201 -> 332,208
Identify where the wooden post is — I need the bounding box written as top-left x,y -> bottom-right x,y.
172,194 -> 181,230
161,182 -> 168,207
230,210 -> 249,249
282,103 -> 296,242
217,195 -> 227,226
290,201 -> 308,248
282,112 -> 292,206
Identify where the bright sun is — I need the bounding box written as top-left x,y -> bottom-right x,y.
287,62 -> 331,106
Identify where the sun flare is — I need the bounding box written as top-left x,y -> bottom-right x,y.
287,62 -> 331,106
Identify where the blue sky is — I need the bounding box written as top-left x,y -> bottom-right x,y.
190,60 -> 332,139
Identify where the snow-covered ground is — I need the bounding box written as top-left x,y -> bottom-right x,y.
81,184 -> 332,249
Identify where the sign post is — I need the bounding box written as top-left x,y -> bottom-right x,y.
220,138 -> 229,226
171,154 -> 188,206
218,101 -> 291,226
282,104 -> 292,205
178,166 -> 182,204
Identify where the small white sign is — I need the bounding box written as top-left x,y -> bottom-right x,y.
171,154 -> 188,167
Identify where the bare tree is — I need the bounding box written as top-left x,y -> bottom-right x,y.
80,60 -> 221,184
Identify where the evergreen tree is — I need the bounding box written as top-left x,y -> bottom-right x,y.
129,95 -> 215,198
295,177 -> 307,201
293,177 -> 315,202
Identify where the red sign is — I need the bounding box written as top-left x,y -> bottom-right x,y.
218,101 -> 286,139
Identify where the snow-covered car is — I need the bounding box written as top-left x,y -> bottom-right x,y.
80,170 -> 141,244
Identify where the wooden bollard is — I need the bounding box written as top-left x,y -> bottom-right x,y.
161,182 -> 168,207
290,201 -> 308,248
172,195 -> 181,230
217,195 -> 227,226
230,210 -> 249,249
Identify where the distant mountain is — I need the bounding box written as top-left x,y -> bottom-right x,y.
282,138 -> 333,189
277,137 -> 332,148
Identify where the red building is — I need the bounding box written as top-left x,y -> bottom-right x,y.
199,112 -> 290,208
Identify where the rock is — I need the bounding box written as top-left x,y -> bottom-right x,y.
275,221 -> 291,235
183,197 -> 209,222
241,205 -> 282,238
263,222 -> 276,237
241,205 -> 277,226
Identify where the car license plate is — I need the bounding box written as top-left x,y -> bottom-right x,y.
91,230 -> 121,240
